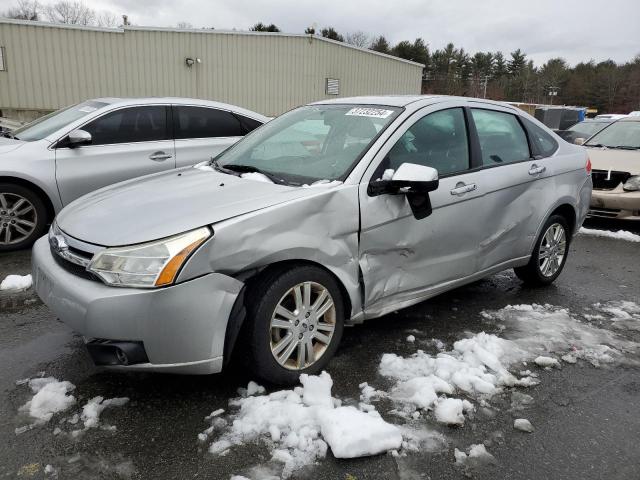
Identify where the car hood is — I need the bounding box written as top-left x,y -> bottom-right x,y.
57,166 -> 319,246
587,148 -> 640,175
0,137 -> 26,155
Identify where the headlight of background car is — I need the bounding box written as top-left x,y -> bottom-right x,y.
623,176 -> 640,192
88,227 -> 211,288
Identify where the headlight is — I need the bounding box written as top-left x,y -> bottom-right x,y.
623,176 -> 640,192
88,227 -> 211,288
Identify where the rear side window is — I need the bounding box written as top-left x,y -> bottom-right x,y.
471,109 -> 530,166
82,106 -> 168,145
237,115 -> 263,134
173,106 -> 243,139
521,117 -> 558,157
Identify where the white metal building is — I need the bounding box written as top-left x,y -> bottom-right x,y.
0,19 -> 423,121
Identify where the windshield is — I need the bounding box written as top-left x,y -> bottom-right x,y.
215,104 -> 402,185
568,121 -> 608,136
11,100 -> 109,141
586,121 -> 640,149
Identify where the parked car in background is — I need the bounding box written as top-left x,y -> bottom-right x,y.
555,118 -> 614,144
584,117 -> 640,220
0,98 -> 268,251
32,95 -> 591,384
594,114 -> 627,120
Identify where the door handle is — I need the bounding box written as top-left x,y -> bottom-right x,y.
149,151 -> 172,161
528,164 -> 546,175
450,182 -> 477,196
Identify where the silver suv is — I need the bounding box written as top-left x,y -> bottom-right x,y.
0,97 -> 267,251
32,96 -> 592,384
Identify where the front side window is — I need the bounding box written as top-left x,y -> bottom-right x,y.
215,104 -> 401,185
585,121 -> 640,149
12,100 -> 109,142
173,106 -> 243,139
472,109 -> 530,166
383,108 -> 469,177
521,117 -> 558,157
82,106 -> 168,145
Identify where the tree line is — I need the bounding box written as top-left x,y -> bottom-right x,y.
4,1 -> 639,114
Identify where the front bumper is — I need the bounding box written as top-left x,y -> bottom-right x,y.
589,188 -> 640,220
31,236 -> 243,374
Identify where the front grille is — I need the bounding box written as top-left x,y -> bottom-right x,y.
588,207 -> 621,218
51,246 -> 99,282
591,169 -> 631,190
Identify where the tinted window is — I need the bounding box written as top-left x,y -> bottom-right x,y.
472,109 -> 530,166
384,108 -> 469,176
521,117 -> 558,157
82,106 -> 168,145
237,115 -> 263,134
173,106 -> 243,139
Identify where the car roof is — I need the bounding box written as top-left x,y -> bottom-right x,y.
90,97 -> 268,120
309,94 -> 520,111
618,116 -> 640,122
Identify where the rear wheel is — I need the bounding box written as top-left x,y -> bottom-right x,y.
0,183 -> 48,252
514,214 -> 569,286
243,265 -> 344,385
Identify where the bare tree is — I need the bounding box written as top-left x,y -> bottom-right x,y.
176,21 -> 194,29
44,1 -> 96,25
4,0 -> 40,20
345,31 -> 371,48
96,11 -> 117,27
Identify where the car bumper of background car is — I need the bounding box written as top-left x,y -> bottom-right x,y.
31,236 -> 243,374
589,188 -> 640,220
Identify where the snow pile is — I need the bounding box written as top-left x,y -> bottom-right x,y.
0,274 -> 32,291
240,172 -> 274,183
454,443 -> 496,468
18,377 -> 76,425
78,396 -> 129,429
301,180 -> 343,188
594,301 -> 640,331
534,356 -> 560,368
434,398 -> 474,426
203,372 -> 401,477
578,227 -> 640,243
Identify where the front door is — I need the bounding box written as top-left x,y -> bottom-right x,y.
358,105 -> 486,317
55,105 -> 174,205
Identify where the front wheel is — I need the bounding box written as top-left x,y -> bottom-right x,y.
0,183 -> 48,252
243,265 -> 344,385
514,214 -> 570,286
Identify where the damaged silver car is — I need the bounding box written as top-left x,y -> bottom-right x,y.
32,96 -> 592,384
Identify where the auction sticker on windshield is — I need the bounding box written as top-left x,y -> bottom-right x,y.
345,107 -> 395,118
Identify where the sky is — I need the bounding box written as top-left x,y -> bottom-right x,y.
27,0 -> 640,66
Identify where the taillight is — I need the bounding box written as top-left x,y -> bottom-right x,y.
585,157 -> 592,174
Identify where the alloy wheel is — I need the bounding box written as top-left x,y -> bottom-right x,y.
0,193 -> 38,246
269,281 -> 336,370
538,222 -> 566,277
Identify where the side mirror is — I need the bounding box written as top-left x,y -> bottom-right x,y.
67,129 -> 92,147
368,163 -> 440,219
574,137 -> 585,145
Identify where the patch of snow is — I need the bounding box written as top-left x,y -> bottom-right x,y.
594,301 -> 640,331
454,443 -> 496,468
534,356 -> 560,368
1,274 -> 32,291
561,354 -> 577,364
513,418 -> 534,432
240,172 -> 274,183
381,169 -> 395,181
301,180 -> 343,188
44,464 -> 56,476
238,381 -> 266,397
18,377 -> 76,424
434,398 -> 474,426
79,396 -> 129,429
406,335 -> 416,343
578,227 -> 640,243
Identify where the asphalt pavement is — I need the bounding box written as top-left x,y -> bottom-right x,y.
1,218 -> 639,480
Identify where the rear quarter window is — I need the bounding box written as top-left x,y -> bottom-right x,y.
521,117 -> 559,157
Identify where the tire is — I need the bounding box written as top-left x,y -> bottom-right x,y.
514,214 -> 570,286
242,265 -> 345,385
0,183 -> 49,252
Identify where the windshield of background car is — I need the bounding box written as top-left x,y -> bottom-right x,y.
216,104 -> 402,185
568,121 -> 608,136
585,121 -> 640,149
12,100 -> 109,141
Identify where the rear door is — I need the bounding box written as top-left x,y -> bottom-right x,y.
468,106 -> 552,270
172,106 -> 260,168
55,105 -> 174,205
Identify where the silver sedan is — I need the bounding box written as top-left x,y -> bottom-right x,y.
32,95 -> 592,384
0,97 -> 268,250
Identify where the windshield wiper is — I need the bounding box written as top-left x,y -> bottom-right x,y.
585,143 -> 606,148
609,145 -> 640,150
222,164 -> 287,185
1,131 -> 15,139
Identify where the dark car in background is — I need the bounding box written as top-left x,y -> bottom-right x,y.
555,119 -> 614,144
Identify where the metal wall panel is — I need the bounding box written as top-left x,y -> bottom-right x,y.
0,20 -> 423,117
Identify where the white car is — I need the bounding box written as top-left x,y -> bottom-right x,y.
0,97 -> 268,250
